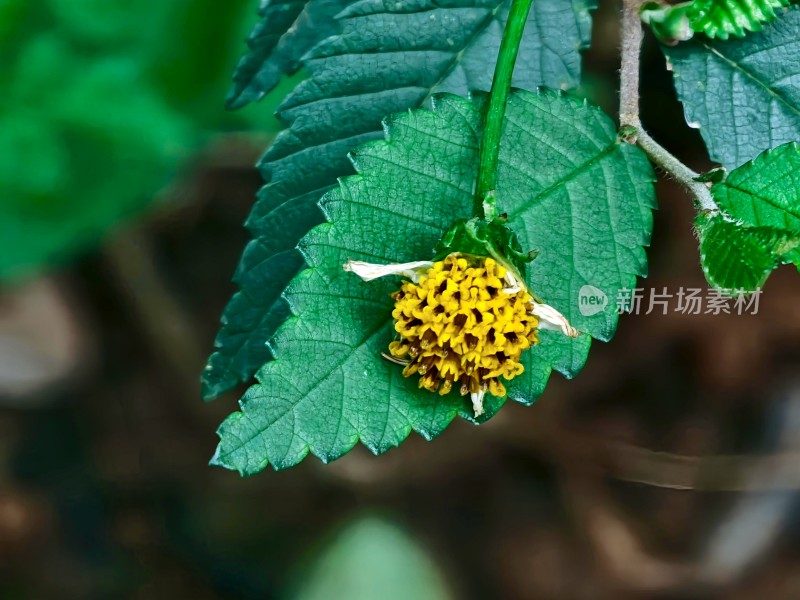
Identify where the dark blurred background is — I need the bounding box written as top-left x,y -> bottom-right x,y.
1,1 -> 800,599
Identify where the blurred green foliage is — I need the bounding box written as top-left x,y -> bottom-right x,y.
290,517 -> 452,600
0,0 -> 284,281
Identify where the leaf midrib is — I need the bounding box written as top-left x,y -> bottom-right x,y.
505,142 -> 619,220
723,181 -> 800,221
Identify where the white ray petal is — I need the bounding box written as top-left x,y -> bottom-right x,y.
531,302 -> 580,338
471,389 -> 486,417
343,259 -> 433,283
502,269 -> 526,295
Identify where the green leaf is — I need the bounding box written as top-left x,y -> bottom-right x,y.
699,143 -> 800,291
711,142 -> 800,262
663,6 -> 800,170
204,0 -> 597,400
291,518 -> 451,600
686,0 -> 791,40
211,90 -> 655,475
226,0 -> 349,109
698,213 -> 800,291
201,246 -> 303,399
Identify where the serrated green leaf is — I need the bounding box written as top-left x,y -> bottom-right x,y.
712,142 -> 800,263
664,6 -> 800,170
698,213 -> 800,291
687,0 -> 791,39
226,0 -> 349,109
211,90 -> 655,475
204,0 -> 597,400
201,247 -> 302,400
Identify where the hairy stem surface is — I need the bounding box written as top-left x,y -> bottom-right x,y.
619,0 -> 717,212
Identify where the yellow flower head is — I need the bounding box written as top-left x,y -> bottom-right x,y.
387,254 -> 538,412
344,251 -> 579,416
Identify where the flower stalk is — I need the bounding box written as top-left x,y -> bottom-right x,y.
474,0 -> 535,217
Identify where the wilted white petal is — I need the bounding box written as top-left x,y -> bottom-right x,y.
502,270 -> 526,295
471,389 -> 486,417
531,302 -> 580,338
381,352 -> 409,365
343,259 -> 433,283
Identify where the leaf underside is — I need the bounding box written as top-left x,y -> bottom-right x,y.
202,0 -> 596,400
664,6 -> 800,170
226,0 -> 350,109
211,90 -> 655,475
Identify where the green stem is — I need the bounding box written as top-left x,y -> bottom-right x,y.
474,0 -> 534,218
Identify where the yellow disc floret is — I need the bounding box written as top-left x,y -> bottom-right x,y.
388,253 -> 539,400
